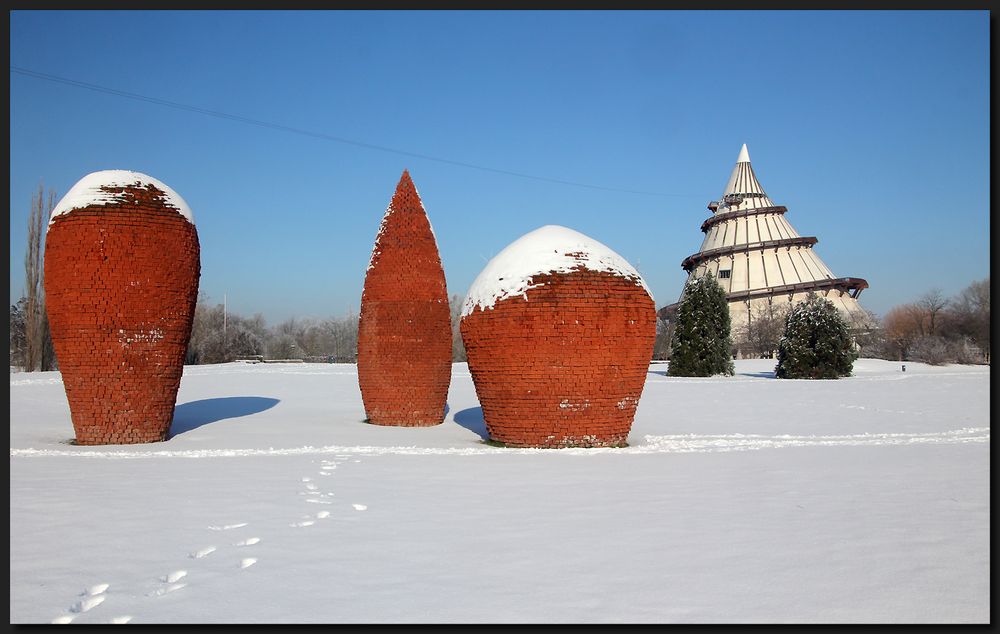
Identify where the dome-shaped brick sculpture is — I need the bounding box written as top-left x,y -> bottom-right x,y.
357,170 -> 451,426
460,225 -> 656,448
44,170 -> 200,445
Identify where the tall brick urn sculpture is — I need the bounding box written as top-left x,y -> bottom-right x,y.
460,225 -> 656,448
357,170 -> 451,426
44,170 -> 200,445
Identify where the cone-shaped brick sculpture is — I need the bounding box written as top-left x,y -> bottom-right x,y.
460,225 -> 656,448
44,170 -> 200,445
357,170 -> 451,426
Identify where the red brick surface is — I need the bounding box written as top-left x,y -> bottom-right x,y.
461,269 -> 655,448
357,171 -> 451,426
44,185 -> 200,445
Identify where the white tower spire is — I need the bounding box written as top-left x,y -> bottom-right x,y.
736,143 -> 750,163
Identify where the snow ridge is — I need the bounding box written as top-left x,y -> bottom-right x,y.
10,428 -> 987,459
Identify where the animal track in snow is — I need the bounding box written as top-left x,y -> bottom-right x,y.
305,498 -> 332,505
160,570 -> 187,583
305,483 -> 318,491
234,537 -> 260,547
316,511 -> 330,519
352,504 -> 367,511
320,464 -> 337,471
290,519 -> 315,528
301,476 -> 312,482
239,558 -> 257,570
190,546 -> 216,559
52,615 -> 76,624
207,522 -> 248,531
109,616 -> 133,624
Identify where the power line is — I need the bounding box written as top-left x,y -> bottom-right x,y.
11,66 -> 687,198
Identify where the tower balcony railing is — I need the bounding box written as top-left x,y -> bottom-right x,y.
680,236 -> 818,272
701,206 -> 788,233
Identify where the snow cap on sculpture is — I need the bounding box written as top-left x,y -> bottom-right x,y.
50,170 -> 195,225
462,224 -> 652,316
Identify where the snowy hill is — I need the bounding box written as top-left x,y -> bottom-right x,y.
9,359 -> 989,623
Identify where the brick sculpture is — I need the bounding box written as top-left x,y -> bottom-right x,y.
357,170 -> 451,426
460,225 -> 656,448
44,170 -> 200,445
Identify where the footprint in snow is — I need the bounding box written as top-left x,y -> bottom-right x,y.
146,570 -> 187,597
290,516 -> 315,527
234,537 -> 260,547
305,498 -> 333,505
352,504 -> 367,511
109,616 -> 132,624
316,511 -> 330,519
82,583 -> 110,596
70,593 -> 106,614
321,464 -> 337,471
301,476 -> 312,482
207,522 -> 248,531
160,571 -> 187,584
239,558 -> 257,570
190,546 -> 216,559
52,583 -> 109,622
305,483 -> 318,491
147,583 -> 187,597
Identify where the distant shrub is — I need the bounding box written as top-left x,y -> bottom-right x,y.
776,294 -> 857,379
667,276 -> 734,377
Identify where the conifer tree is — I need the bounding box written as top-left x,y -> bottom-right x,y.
667,275 -> 735,377
775,293 -> 857,379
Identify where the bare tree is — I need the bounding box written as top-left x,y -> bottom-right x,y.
738,301 -> 791,359
947,278 -> 990,363
24,183 -> 56,371
911,288 -> 949,337
449,294 -> 466,362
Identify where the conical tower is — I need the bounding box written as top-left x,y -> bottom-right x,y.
666,144 -> 869,348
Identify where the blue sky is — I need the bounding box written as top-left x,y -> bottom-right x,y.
9,10 -> 990,324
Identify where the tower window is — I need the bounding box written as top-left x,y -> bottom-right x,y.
718,269 -> 731,279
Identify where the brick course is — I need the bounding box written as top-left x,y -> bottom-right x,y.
461,269 -> 655,448
357,171 -> 451,426
44,184 -> 200,445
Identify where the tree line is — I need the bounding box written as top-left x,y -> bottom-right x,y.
182,293 -> 468,365
687,281 -> 990,366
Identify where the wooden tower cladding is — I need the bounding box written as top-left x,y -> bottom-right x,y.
460,225 -> 656,448
357,170 -> 452,426
44,171 -> 200,445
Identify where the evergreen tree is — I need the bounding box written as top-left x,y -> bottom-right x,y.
775,293 -> 858,379
667,275 -> 735,377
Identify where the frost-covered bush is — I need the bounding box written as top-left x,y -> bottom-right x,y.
667,275 -> 734,377
775,294 -> 857,379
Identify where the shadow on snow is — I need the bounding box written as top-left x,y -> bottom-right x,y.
170,396 -> 280,436
453,406 -> 489,440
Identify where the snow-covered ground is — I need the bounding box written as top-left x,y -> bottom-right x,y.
10,359 -> 989,623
